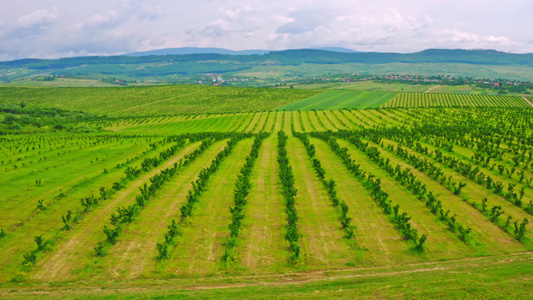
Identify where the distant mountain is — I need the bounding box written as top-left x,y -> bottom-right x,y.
2,49 -> 533,82
125,47 -> 270,56
310,47 -> 360,53
124,47 -> 361,57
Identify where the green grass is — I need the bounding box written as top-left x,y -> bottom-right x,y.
383,93 -> 530,108
0,85 -> 321,117
1,102 -> 533,298
277,90 -> 397,110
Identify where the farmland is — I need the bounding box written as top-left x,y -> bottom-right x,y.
277,90 -> 397,110
383,93 -> 530,108
0,85 -> 321,117
1,86 -> 533,298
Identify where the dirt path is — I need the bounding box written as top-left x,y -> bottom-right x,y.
4,252 -> 531,298
32,142 -> 202,281
424,85 -> 442,93
522,96 -> 533,107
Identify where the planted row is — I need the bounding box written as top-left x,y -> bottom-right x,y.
277,132 -> 302,263
310,132 -> 427,251
157,133 -> 252,260
293,131 -> 355,240
221,133 -> 269,266
95,138 -> 218,257
21,137 -> 190,270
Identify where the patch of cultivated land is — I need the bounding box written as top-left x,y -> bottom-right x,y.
1,87 -> 532,298
277,90 -> 397,110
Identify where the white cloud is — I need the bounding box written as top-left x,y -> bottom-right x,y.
17,8 -> 57,28
435,29 -> 520,49
0,1 -> 532,60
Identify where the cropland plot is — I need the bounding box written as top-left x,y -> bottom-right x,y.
30,141 -> 212,281
308,138 -> 423,265
277,91 -> 397,110
381,138 -> 533,246
285,136 -> 354,268
0,135 -> 159,231
0,85 -> 321,117
164,139 -> 254,275
312,137 -> 472,260
71,140 -> 236,280
383,93 -> 530,108
343,137 -> 524,255
238,135 -> 288,271
0,137 -> 189,279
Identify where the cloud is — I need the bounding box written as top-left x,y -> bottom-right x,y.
0,1 -> 532,60
17,8 -> 57,28
435,29 -> 520,49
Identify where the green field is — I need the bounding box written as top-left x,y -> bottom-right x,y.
0,85 -> 321,117
1,86 -> 533,298
383,92 -> 530,108
277,90 -> 397,110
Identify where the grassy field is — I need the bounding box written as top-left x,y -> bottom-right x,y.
1,86 -> 532,298
0,85 -> 321,117
277,90 -> 397,110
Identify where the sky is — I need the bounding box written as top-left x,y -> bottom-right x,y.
0,0 -> 532,61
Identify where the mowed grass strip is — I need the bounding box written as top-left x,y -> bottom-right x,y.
30,141 -> 207,281
285,136 -> 353,268
82,140 -> 234,281
346,139 -> 524,255
316,111 -> 338,131
1,139 -> 151,230
309,138 -> 417,265
312,137 -> 471,261
238,135 -> 287,272
0,143 -> 158,281
262,112 -> 277,132
383,139 -> 533,246
307,111 -> 326,131
277,91 -> 397,111
164,139 -> 254,275
291,111 -> 304,133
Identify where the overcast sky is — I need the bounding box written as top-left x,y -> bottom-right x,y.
0,0 -> 532,61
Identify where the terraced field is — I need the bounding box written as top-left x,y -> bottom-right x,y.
1,94 -> 533,297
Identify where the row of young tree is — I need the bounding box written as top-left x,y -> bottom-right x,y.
310,132 -> 427,251
21,136 -> 193,270
336,129 -> 530,243
156,133 -> 253,260
95,136 -> 224,257
221,133 -> 269,266
292,131 -> 355,240
335,131 -> 475,243
277,132 -> 302,263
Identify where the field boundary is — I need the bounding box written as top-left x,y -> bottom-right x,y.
1,251 -> 531,298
